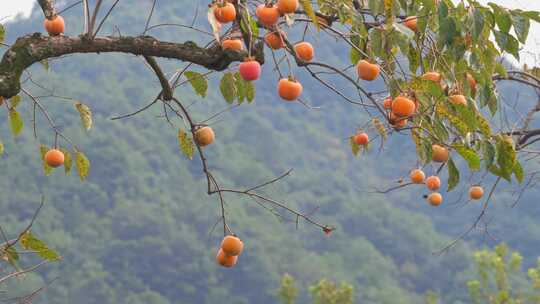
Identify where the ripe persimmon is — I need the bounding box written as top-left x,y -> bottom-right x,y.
383,98 -> 392,109
354,132 -> 369,145
45,149 -> 65,167
216,248 -> 238,267
214,2 -> 237,23
449,94 -> 467,106
239,59 -> 261,81
427,192 -> 443,206
469,186 -> 484,200
278,78 -> 303,101
467,73 -> 477,92
194,126 -> 215,147
222,39 -> 243,51
44,15 -> 65,36
404,16 -> 417,32
221,235 -> 244,256
410,169 -> 425,184
277,0 -> 298,14
391,96 -> 415,117
357,60 -> 380,81
421,72 -> 442,82
294,42 -> 314,61
425,176 -> 441,191
264,31 -> 287,50
432,144 -> 449,163
256,4 -> 280,26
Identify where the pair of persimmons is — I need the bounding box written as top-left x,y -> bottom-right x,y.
216,235 -> 244,268
409,144 -> 484,206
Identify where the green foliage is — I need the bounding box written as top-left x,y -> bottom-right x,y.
309,279 -> 354,304
20,231 -> 60,261
184,71 -> 208,98
75,102 -> 93,131
75,151 -> 90,181
178,129 -> 194,160
279,274 -> 298,304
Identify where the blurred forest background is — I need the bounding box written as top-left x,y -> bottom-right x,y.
1,0 -> 540,303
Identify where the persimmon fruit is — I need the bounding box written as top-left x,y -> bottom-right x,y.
277,0 -> 298,14
222,39 -> 243,51
194,126 -> 215,147
239,59 -> 261,81
421,72 -> 442,82
216,248 -> 238,267
278,78 -> 303,101
427,192 -> 443,206
432,144 -> 449,163
391,96 -> 415,117
425,176 -> 441,191
383,98 -> 392,109
44,15 -> 65,36
404,16 -> 417,31
256,4 -> 280,26
410,169 -> 425,184
467,73 -> 477,92
214,2 -> 237,23
45,149 -> 65,167
469,186 -> 484,200
449,94 -> 467,106
354,132 -> 369,145
221,235 -> 244,256
294,42 -> 314,61
357,60 -> 380,81
264,31 -> 286,50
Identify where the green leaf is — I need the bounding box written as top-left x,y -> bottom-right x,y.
220,73 -> 236,103
493,30 -> 520,59
9,109 -> 23,137
184,71 -> 208,98
471,8 -> 485,43
39,145 -> 53,176
482,141 -> 496,169
368,0 -> 383,16
61,148 -> 72,175
245,80 -> 255,103
75,102 -> 93,131
513,160 -> 524,184
300,0 -> 319,30
0,24 -> 5,43
178,129 -> 194,160
235,72 -> 246,104
349,136 -> 359,156
453,144 -> 481,171
240,12 -> 259,39
489,3 -> 512,33
496,135 -> 516,180
10,95 -> 21,109
75,151 -> 90,181
20,231 -> 60,261
511,11 -> 530,43
447,157 -> 460,191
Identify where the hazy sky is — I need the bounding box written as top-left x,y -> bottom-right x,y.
0,0 -> 539,64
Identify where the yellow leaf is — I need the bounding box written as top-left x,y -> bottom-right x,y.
75,102 -> 93,131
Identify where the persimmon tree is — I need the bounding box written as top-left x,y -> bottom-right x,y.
1,0 -> 540,275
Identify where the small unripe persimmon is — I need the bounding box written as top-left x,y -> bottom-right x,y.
44,15 -> 65,36
432,144 -> 449,163
427,192 -> 443,206
45,149 -> 65,167
194,126 -> 215,147
221,235 -> 244,256
469,186 -> 484,200
425,176 -> 441,191
239,59 -> 261,81
216,248 -> 238,267
354,132 -> 369,145
410,169 -> 425,184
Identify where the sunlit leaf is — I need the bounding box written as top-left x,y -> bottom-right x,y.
453,144 -> 481,171
178,129 -> 194,160
9,109 -> 23,137
184,71 -> 208,98
40,145 -> 53,176
513,160 -> 524,184
300,0 -> 319,31
349,136 -> 359,156
10,95 -> 21,109
75,102 -> 93,131
75,151 -> 90,181
61,148 -> 72,175
447,157 -> 460,191
20,231 -> 60,261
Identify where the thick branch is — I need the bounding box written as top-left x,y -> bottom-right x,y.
0,33 -> 264,98
37,0 -> 56,19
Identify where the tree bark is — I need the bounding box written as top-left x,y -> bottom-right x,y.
0,33 -> 264,98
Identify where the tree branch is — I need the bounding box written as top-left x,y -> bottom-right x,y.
0,33 -> 263,98
37,0 -> 56,19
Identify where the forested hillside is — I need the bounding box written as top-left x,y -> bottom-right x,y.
1,1 -> 540,303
